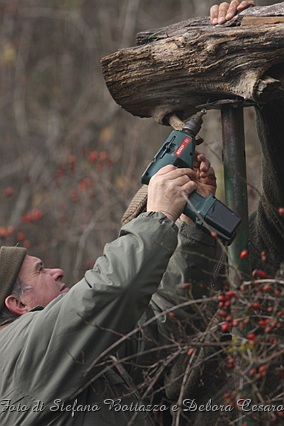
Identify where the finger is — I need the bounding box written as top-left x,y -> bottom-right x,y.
152,167 -> 197,189
196,152 -> 209,167
200,166 -> 216,180
210,4 -> 220,25
175,168 -> 196,180
154,164 -> 178,176
170,171 -> 197,188
181,180 -> 198,196
194,150 -> 205,161
199,160 -> 210,175
158,166 -> 196,180
193,150 -> 202,168
236,0 -> 255,12
169,173 -> 195,188
154,165 -> 195,178
194,152 -> 210,174
216,2 -> 234,25
225,0 -> 241,21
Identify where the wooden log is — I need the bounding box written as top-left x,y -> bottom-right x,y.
135,3 -> 284,45
101,3 -> 284,123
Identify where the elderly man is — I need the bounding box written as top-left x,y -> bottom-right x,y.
0,147 -> 218,426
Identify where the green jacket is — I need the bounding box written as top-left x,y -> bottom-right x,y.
0,212 -> 181,426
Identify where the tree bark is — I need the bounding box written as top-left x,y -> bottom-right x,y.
101,3 -> 284,123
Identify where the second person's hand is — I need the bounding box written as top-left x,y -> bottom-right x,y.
210,0 -> 255,25
180,151 -> 217,224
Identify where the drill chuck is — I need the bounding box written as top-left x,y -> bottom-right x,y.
182,109 -> 207,136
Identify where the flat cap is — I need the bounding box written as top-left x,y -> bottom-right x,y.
0,246 -> 27,313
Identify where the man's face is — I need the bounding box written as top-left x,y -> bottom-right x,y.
18,255 -> 69,310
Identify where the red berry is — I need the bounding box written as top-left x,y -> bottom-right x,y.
240,249 -> 248,259
31,208 -> 43,221
226,357 -> 235,368
252,269 -> 267,279
259,365 -> 268,377
249,302 -> 261,309
4,187 -> 14,197
180,283 -> 190,289
88,151 -> 98,162
261,250 -> 267,262
262,284 -> 272,292
226,291 -> 236,298
0,227 -> 8,238
221,323 -> 231,332
247,333 -> 256,341
218,294 -> 227,302
218,309 -> 228,318
17,231 -> 26,241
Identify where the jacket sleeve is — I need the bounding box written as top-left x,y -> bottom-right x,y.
117,219 -> 218,386
249,97 -> 284,273
158,219 -> 218,304
9,212 -> 178,403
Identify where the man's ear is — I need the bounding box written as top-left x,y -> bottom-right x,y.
5,295 -> 29,316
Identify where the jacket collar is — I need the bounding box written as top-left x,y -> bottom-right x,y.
0,305 -> 44,330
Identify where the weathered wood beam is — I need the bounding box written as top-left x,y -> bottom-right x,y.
101,3 -> 284,123
135,3 -> 284,44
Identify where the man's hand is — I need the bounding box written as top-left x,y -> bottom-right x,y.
147,165 -> 197,222
180,152 -> 217,224
193,151 -> 216,198
210,0 -> 255,25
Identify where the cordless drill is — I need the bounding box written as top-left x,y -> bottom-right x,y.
141,110 -> 241,244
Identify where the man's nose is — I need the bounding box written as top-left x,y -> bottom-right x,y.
46,268 -> 64,280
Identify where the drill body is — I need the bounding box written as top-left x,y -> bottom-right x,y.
141,111 -> 241,244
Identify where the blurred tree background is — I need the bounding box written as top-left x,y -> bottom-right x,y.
0,0 -> 277,284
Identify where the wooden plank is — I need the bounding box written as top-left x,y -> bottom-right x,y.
241,16 -> 284,25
